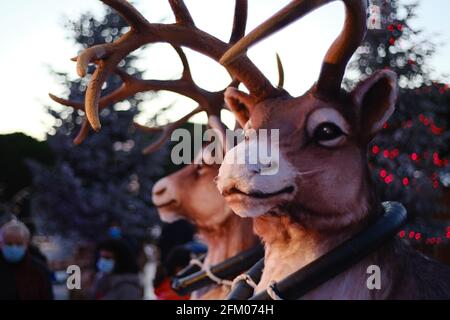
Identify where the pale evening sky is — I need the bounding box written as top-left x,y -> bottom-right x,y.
0,0 -> 449,140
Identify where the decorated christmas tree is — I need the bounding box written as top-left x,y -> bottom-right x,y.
29,8 -> 169,242
348,0 -> 450,243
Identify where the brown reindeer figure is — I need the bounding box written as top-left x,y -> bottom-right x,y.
49,0 -> 266,299
147,59 -> 262,299
215,0 -> 450,299
152,140 -> 257,299
49,0 -> 450,299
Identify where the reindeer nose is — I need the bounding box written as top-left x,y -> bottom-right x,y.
250,167 -> 260,174
248,161 -> 272,175
152,178 -> 168,196
153,186 -> 166,196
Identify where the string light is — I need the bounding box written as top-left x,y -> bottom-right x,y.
384,174 -> 394,184
402,177 -> 409,186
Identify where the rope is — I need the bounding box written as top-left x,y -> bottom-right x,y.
189,258 -> 233,287
231,273 -> 258,290
267,280 -> 283,300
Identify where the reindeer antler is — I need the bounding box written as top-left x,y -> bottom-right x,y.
58,0 -> 279,133
50,46 -> 220,146
220,0 -> 368,98
276,53 -> 285,89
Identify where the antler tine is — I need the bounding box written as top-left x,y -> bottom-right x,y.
276,53 -> 285,89
73,119 -> 91,145
136,105 -> 203,154
229,0 -> 248,44
74,44 -> 120,131
101,0 -> 150,31
172,45 -> 193,81
48,93 -> 85,110
168,0 -> 195,27
220,0 -> 367,97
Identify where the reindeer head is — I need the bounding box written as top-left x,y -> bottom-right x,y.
152,150 -> 230,228
216,0 -> 398,231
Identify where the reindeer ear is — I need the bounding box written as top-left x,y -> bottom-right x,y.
224,87 -> 256,128
352,70 -> 398,139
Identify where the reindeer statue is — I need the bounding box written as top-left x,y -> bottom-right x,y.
215,0 -> 450,299
49,0 -> 450,299
48,0 -> 265,299
147,60 -> 262,299
151,140 -> 258,299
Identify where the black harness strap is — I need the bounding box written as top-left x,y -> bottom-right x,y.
171,243 -> 264,296
227,258 -> 265,300
250,201 -> 407,300
174,254 -> 206,279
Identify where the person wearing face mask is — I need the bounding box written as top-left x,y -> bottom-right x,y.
106,221 -> 140,258
91,239 -> 143,300
0,220 -> 53,300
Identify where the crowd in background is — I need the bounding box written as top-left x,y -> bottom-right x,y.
0,218 -> 205,300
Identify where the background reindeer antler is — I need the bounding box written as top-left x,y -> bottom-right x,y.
49,0 -> 281,139
50,45 -> 228,149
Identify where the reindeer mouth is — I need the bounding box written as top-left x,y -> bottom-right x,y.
223,186 -> 294,199
155,199 -> 178,209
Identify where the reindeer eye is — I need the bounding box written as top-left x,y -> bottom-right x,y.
312,122 -> 346,147
307,108 -> 349,147
313,122 -> 343,140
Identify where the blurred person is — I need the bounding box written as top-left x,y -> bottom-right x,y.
153,245 -> 191,300
108,220 -> 123,240
106,220 -> 140,258
0,220 -> 53,300
91,239 -> 142,300
24,221 -> 48,266
68,244 -> 97,300
157,220 -> 195,262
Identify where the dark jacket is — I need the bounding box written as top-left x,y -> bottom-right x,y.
92,273 -> 142,300
0,252 -> 54,300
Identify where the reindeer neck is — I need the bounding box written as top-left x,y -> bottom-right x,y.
198,213 -> 257,267
256,215 -> 351,263
254,212 -> 372,288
